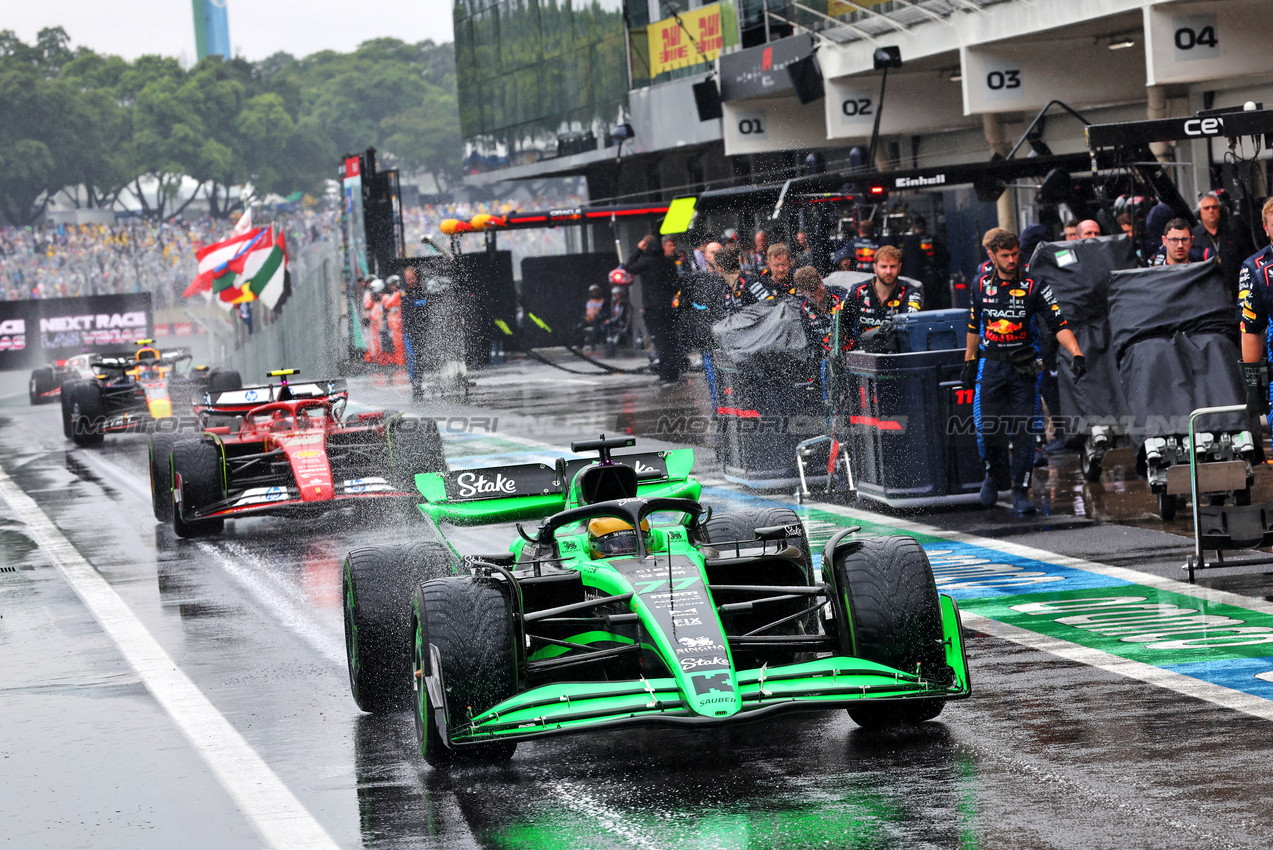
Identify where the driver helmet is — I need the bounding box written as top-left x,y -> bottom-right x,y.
587,516 -> 650,558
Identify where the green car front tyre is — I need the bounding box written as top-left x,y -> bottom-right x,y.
833,535 -> 949,728
344,543 -> 456,713
848,698 -> 945,729
412,577 -> 517,766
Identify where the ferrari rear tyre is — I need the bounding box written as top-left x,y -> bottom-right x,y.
833,535 -> 948,727
70,382 -> 106,446
171,439 -> 225,538
29,368 -> 57,405
413,576 -> 518,766
388,416 -> 447,490
344,542 -> 456,713
149,433 -> 176,522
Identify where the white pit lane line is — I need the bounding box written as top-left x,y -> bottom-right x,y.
0,462 -> 341,850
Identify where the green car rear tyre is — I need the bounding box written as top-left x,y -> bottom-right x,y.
344,542 -> 455,713
412,576 -> 517,766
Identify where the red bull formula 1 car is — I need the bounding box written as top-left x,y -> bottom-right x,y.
60,340 -> 241,445
152,369 -> 446,537
342,435 -> 971,765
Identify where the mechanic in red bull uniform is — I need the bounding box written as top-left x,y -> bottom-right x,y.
851,220 -> 880,274
793,266 -> 848,354
840,245 -> 922,352
962,228 -> 1085,514
724,242 -> 797,312
1238,199 -> 1273,423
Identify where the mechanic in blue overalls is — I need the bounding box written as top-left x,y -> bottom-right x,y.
401,265 -> 428,401
1238,199 -> 1273,424
962,228 -> 1085,514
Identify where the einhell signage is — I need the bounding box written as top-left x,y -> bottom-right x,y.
719,34 -> 815,102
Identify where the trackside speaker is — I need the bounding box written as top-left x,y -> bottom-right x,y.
787,54 -> 824,105
693,79 -> 723,122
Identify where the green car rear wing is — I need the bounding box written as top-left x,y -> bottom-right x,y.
414,449 -> 700,525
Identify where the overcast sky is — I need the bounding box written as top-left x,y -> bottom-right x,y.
5,0 -> 455,62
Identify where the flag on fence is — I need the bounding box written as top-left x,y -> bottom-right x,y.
184,225 -> 291,311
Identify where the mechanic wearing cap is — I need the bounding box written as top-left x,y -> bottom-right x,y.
840,245 -> 921,352
962,228 -> 1085,514
1237,199 -> 1273,423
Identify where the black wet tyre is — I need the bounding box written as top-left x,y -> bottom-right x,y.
344,542 -> 456,713
149,433 -> 176,522
70,381 -> 106,446
208,369 -> 242,393
388,416 -> 447,490
413,576 -> 518,766
171,439 -> 225,538
700,507 -> 813,582
1082,458 -> 1102,484
60,381 -> 78,438
29,368 -> 57,405
832,536 -> 947,728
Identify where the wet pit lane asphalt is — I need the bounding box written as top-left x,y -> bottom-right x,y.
6,355 -> 1273,849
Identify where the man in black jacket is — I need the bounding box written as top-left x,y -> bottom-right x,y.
627,234 -> 686,383
1193,192 -> 1255,302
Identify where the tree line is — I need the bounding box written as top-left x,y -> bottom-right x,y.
0,27 -> 461,225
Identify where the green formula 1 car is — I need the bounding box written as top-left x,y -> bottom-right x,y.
342,435 -> 971,765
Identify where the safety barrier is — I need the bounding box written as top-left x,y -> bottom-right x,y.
191,241 -> 345,380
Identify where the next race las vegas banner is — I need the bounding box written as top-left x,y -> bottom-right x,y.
0,293 -> 153,371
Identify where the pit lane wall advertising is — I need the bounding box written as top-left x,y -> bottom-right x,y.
0,293 -> 153,371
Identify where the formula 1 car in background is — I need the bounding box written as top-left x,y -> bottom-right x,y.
152,369 -> 446,537
342,435 -> 971,766
60,340 -> 241,445
29,352 -> 102,405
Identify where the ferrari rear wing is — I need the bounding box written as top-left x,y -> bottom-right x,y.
414,449 -> 698,525
202,379 -> 349,411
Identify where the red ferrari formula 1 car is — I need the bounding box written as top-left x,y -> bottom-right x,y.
151,370 -> 446,537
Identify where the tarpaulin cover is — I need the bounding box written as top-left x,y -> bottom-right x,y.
1116,333 -> 1249,440
1108,260 -> 1249,440
1030,235 -> 1136,325
1029,235 -> 1138,420
1108,258 -> 1236,363
712,299 -> 813,364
